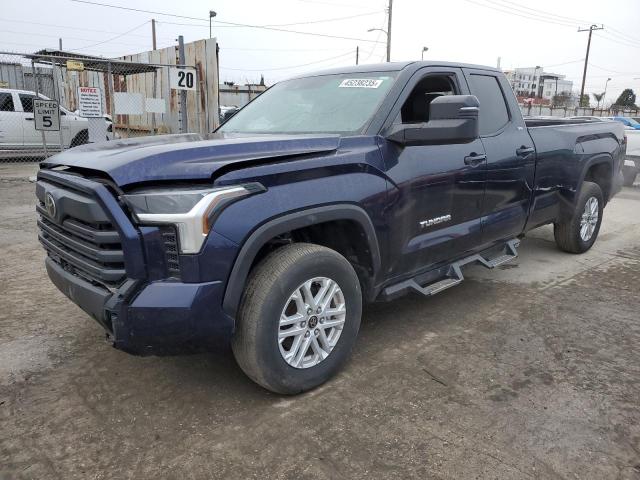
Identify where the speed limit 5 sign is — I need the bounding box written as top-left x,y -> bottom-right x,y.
33,99 -> 61,131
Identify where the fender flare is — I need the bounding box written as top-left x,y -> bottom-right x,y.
222,204 -> 381,318
558,154 -> 614,219
578,153 -> 614,200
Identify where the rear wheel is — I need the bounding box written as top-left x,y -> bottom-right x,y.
554,181 -> 603,254
232,243 -> 362,394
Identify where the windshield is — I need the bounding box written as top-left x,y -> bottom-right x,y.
218,72 -> 398,135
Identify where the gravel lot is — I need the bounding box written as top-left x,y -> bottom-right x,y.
1,162 -> 639,480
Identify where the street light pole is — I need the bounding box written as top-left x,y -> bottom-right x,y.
367,28 -> 388,61
386,0 -> 392,62
602,77 -> 611,108
209,10 -> 217,38
367,0 -> 392,62
421,47 -> 429,60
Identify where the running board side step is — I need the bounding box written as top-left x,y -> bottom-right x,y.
382,239 -> 520,299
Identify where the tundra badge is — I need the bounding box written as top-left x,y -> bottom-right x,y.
419,214 -> 452,229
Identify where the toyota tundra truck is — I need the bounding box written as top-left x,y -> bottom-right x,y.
36,61 -> 626,394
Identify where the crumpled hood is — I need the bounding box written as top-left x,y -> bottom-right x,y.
41,133 -> 340,187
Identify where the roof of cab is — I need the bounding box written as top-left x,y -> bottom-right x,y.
289,60 -> 500,79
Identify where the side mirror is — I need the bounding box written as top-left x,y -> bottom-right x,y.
385,94 -> 480,146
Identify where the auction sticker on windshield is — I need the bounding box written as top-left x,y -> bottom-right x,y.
339,79 -> 384,88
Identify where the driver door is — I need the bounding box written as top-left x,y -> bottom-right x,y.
379,68 -> 487,278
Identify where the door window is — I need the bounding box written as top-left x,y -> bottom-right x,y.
19,94 -> 35,113
397,75 -> 457,124
0,93 -> 14,112
467,74 -> 509,135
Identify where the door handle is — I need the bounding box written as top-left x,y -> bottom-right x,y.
25,117 -> 34,121
464,153 -> 486,166
516,145 -> 535,157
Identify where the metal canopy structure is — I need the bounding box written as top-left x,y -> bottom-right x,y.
26,49 -> 161,75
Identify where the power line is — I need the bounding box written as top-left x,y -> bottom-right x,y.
543,59 -> 585,68
589,63 -> 640,75
71,0 -> 381,43
0,27 -> 153,49
593,32 -> 640,50
0,18 -> 173,41
458,0 -> 578,28
73,21 -> 150,50
262,11 -> 382,27
472,0 -> 640,48
156,11 -> 383,28
292,0 -> 381,10
220,51 -> 355,71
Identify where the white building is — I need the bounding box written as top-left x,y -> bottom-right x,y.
541,77 -> 573,100
506,66 -> 573,101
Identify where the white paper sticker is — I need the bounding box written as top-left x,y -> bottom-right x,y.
339,78 -> 383,89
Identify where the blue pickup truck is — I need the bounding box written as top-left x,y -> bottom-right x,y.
36,61 -> 626,393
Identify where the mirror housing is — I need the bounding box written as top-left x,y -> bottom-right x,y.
385,94 -> 480,146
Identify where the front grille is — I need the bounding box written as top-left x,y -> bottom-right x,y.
36,179 -> 126,288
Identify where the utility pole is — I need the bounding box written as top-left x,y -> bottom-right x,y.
177,35 -> 188,133
58,38 -> 62,50
386,0 -> 393,62
356,46 -> 359,65
151,19 -> 157,50
578,24 -> 604,106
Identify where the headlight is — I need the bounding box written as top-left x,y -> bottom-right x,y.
123,184 -> 262,254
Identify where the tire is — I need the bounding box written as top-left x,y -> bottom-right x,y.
623,166 -> 637,187
232,243 -> 362,394
70,129 -> 88,148
554,181 -> 604,254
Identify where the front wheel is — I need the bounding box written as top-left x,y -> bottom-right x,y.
554,181 -> 604,254
232,243 -> 362,394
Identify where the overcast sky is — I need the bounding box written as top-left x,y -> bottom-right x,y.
1,0 -> 639,106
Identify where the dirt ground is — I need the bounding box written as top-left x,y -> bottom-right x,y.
1,162 -> 639,480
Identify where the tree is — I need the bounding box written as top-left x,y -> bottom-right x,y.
579,94 -> 590,107
613,88 -> 637,108
592,92 -> 605,109
553,92 -> 572,107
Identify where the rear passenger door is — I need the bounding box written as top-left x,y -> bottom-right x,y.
463,69 -> 536,244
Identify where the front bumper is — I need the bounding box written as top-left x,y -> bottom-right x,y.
46,257 -> 234,355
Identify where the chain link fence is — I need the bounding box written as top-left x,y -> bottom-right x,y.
519,103 -> 640,118
0,46 -> 218,162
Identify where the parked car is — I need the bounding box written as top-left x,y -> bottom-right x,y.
0,88 -> 114,158
624,129 -> 640,185
607,116 -> 640,130
36,61 -> 626,393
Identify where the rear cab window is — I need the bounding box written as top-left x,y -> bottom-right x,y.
0,92 -> 14,112
466,74 -> 510,136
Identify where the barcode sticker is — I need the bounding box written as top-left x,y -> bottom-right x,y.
339,78 -> 384,89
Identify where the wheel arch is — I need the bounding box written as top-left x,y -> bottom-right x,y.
222,204 -> 381,318
581,154 -> 613,204
559,154 -> 613,220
